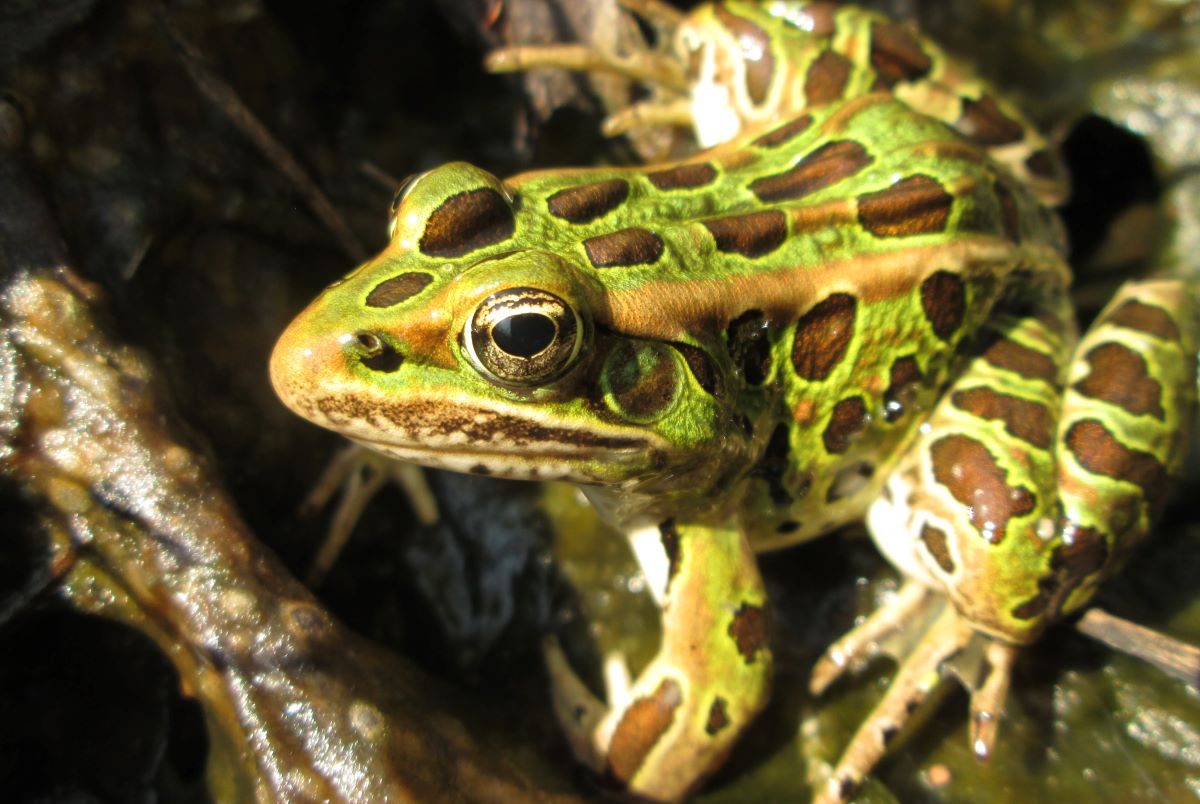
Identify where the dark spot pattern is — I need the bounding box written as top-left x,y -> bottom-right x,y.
607,342 -> 680,419
726,309 -> 772,385
1074,343 -> 1165,419
826,461 -> 874,502
705,698 -> 731,736
365,272 -> 433,308
753,114 -> 813,148
583,228 -> 664,267
714,5 -> 774,104
703,210 -> 788,257
930,434 -> 1036,544
958,95 -> 1025,146
869,21 -> 932,84
420,188 -> 515,257
921,523 -> 956,573
859,175 -> 953,237
1066,419 -> 1167,505
607,678 -> 683,783
920,271 -> 966,341
805,50 -> 853,105
1108,299 -> 1182,341
469,464 -> 491,475
752,425 -> 793,507
884,356 -> 923,422
671,342 -> 718,396
546,178 -> 629,223
980,333 -> 1059,384
659,519 -> 681,588
776,520 -> 800,534
751,140 -> 873,202
791,293 -> 857,381
1024,149 -> 1061,180
951,387 -> 1054,449
647,163 -> 717,190
1012,525 -> 1110,621
823,397 -> 869,454
728,603 -> 769,663
994,182 -> 1021,242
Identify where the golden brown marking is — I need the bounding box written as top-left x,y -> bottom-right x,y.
980,332 -> 1060,384
823,396 -> 869,454
1107,299 -> 1183,342
728,603 -> 769,663
753,114 -> 813,148
805,50 -> 853,106
1066,419 -> 1167,502
647,162 -> 717,190
583,227 -> 664,267
869,21 -> 932,85
958,95 -> 1025,146
595,237 -> 1029,341
859,175 -> 953,237
1074,342 -> 1165,419
702,210 -> 788,258
607,678 -> 683,783
705,698 -> 731,736
365,272 -> 432,308
930,434 -> 1036,544
420,188 -> 515,257
546,178 -> 630,223
884,355 -> 923,422
791,293 -> 857,381
921,523 -> 956,573
951,387 -> 1054,449
920,270 -> 966,341
750,139 -> 872,202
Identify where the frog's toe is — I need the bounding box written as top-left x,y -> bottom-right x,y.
816,600 -> 976,803
542,635 -> 610,772
968,641 -> 1019,761
810,581 -> 930,695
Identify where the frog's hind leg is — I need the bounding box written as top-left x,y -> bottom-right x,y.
545,521 -> 772,801
813,279 -> 1197,802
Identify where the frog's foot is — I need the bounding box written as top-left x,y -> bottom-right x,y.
301,443 -> 437,585
545,522 -> 771,801
812,585 -> 1018,804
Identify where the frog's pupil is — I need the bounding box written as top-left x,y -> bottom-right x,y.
494,313 -> 556,357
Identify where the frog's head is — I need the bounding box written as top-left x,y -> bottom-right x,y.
271,162 -> 752,494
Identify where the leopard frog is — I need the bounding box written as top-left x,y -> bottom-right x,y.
270,2 -> 1198,801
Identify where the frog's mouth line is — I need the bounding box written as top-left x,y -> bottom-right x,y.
347,436 -> 655,484
309,393 -> 657,460
349,435 -> 651,463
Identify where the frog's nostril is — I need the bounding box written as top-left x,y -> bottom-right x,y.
353,330 -> 404,373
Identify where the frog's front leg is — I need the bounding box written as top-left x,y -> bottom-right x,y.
813,279 -> 1198,802
547,520 -> 772,801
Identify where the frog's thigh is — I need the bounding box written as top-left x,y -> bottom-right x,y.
546,521 -> 772,801
875,279 -> 1196,643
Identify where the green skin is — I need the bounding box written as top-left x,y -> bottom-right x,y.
270,2 -> 1199,801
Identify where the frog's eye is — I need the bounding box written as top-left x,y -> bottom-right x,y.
466,288 -> 583,385
390,172 -> 423,213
